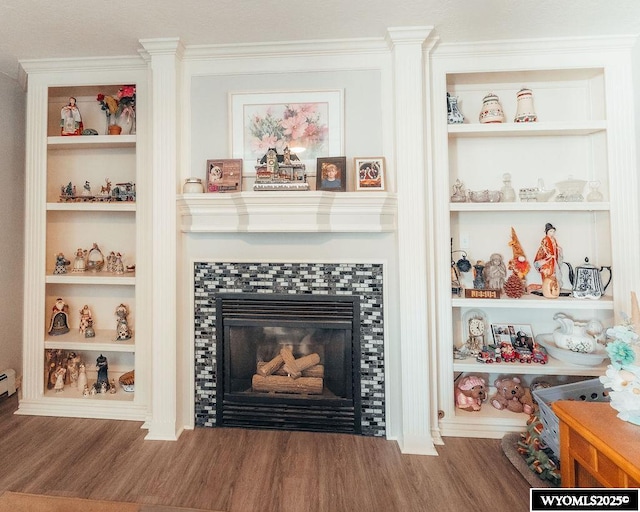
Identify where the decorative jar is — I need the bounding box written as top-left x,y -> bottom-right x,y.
514,87 -> 537,122
447,93 -> 464,124
478,93 -> 505,124
183,178 -> 204,194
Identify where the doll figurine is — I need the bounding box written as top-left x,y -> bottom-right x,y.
48,297 -> 70,335
79,304 -> 92,333
93,354 -> 109,392
115,303 -> 132,340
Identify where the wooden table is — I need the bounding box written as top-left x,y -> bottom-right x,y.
552,401 -> 640,487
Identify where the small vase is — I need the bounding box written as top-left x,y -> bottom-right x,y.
447,93 -> 464,124
108,124 -> 122,135
479,92 -> 505,124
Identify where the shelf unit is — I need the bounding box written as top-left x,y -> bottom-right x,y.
430,39 -> 640,439
19,59 -> 149,421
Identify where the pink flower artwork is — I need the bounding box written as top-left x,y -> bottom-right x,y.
243,101 -> 330,161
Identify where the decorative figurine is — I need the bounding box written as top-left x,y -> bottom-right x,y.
455,375 -> 487,412
514,87 -> 537,123
82,385 -> 90,398
586,180 -> 604,202
106,251 -> 117,273
48,297 -> 70,335
54,366 -> 66,392
479,92 -> 505,124
109,378 -> 117,394
473,260 -> 486,289
72,248 -> 87,272
534,222 -> 563,299
115,303 -> 132,340
114,252 -> 125,274
77,363 -> 88,391
86,243 -> 104,272
483,253 -> 507,291
94,354 -> 109,392
53,253 -> 70,274
79,304 -> 92,333
84,318 -> 95,338
450,179 -> 467,203
67,351 -> 81,387
60,96 -> 83,136
447,93 -> 465,124
508,227 -> 531,282
81,180 -> 92,196
254,148 -> 308,191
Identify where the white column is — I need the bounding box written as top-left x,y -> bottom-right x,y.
139,38 -> 184,440
387,27 -> 438,455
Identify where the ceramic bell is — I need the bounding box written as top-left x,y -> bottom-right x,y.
479,93 -> 505,124
514,87 -> 537,122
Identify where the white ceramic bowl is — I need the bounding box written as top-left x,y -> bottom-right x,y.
536,334 -> 608,366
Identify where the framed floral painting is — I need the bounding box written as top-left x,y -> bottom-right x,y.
354,157 -> 385,191
230,90 -> 344,175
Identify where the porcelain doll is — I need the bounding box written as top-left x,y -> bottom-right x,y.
534,222 -> 563,298
53,253 -> 70,274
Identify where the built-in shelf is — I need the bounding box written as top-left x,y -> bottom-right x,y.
47,202 -> 136,212
451,295 -> 614,310
47,135 -> 136,149
450,202 -> 609,212
46,273 -> 135,285
447,121 -> 607,138
44,330 -> 135,352
177,191 -> 397,233
453,357 -> 606,376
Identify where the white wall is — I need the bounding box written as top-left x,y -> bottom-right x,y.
0,73 -> 25,378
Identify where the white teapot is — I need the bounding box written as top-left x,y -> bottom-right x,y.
552,313 -> 603,353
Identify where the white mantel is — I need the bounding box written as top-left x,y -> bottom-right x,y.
177,192 -> 397,233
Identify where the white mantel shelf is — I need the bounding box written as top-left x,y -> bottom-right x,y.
177,191 -> 398,233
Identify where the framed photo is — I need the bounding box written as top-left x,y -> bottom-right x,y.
354,157 -> 385,191
206,159 -> 242,193
491,323 -> 535,351
230,90 -> 344,176
316,157 -> 346,192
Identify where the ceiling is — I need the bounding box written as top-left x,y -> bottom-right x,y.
2,0 -> 639,81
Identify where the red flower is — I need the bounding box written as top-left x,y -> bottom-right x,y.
96,93 -> 105,101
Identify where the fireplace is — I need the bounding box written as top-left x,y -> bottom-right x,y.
216,293 -> 362,433
194,262 -> 385,437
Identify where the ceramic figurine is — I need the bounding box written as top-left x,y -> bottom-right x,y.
514,87 -> 537,123
79,304 -> 92,334
479,92 -> 505,124
94,354 -> 109,392
534,223 -> 563,299
48,297 -> 70,335
72,248 -> 87,272
53,253 -> 70,274
114,253 -> 125,274
447,93 -> 464,124
67,351 -> 80,387
81,180 -> 92,196
82,385 -> 90,398
450,179 -> 467,203
84,318 -> 95,338
109,378 -> 117,394
482,253 -> 507,290
54,366 -> 66,392
106,251 -> 116,273
77,363 -> 88,391
60,96 -> 83,136
100,381 -> 109,394
115,303 -> 132,340
86,243 -> 104,272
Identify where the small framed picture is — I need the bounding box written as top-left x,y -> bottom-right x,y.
354,157 -> 385,191
316,157 -> 346,192
206,159 -> 243,193
491,323 -> 535,351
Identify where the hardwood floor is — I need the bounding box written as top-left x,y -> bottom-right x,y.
0,395 -> 531,512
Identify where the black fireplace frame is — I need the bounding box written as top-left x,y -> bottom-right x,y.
215,292 -> 362,434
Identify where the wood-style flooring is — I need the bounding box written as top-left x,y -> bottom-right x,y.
0,395 -> 531,512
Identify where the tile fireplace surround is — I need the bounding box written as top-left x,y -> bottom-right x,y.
193,261 -> 386,437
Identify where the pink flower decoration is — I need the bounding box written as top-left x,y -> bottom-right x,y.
280,115 -> 308,140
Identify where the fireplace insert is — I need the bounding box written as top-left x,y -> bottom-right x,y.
215,293 -> 362,433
